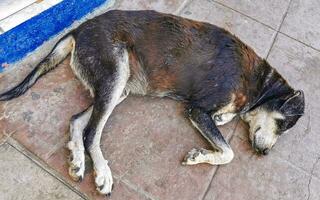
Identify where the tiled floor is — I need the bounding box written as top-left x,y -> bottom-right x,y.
0,0 -> 319,199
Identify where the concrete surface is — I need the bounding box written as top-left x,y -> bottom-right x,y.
0,0 -> 319,199
0,143 -> 83,200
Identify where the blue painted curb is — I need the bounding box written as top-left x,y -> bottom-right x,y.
0,0 -> 109,72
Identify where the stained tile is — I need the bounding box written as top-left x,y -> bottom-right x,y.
180,0 -> 276,57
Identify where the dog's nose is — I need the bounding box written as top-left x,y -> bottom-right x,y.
262,148 -> 270,155
254,147 -> 270,155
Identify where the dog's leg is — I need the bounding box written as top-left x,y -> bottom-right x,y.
67,105 -> 93,181
67,96 -> 127,183
82,46 -> 129,195
183,108 -> 234,165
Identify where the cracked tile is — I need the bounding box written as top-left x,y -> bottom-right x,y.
306,173 -> 320,200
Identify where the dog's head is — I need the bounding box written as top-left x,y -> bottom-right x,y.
242,90 -> 305,155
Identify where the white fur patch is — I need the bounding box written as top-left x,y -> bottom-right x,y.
67,106 -> 93,181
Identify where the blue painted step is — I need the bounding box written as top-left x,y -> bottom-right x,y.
0,0 -> 110,72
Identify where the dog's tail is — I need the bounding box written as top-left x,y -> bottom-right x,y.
0,35 -> 75,101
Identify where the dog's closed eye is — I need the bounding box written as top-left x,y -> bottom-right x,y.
254,126 -> 261,133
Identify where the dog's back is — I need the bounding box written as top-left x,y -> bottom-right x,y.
73,10 -> 267,113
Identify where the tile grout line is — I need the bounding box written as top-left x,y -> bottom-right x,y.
278,31 -> 320,53
5,137 -> 90,200
200,119 -> 240,200
211,0 -> 320,55
4,136 -> 161,200
200,165 -> 219,200
212,0 -> 277,31
266,0 -> 292,59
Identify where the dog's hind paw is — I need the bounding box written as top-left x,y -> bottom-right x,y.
67,141 -> 85,182
94,160 -> 113,195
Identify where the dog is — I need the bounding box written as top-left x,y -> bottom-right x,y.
0,10 -> 305,196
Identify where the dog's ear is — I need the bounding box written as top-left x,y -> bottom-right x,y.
280,90 -> 305,116
277,90 -> 305,131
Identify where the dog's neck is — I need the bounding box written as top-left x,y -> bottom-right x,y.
242,60 -> 294,113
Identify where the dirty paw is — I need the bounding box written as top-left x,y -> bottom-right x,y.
95,160 -> 113,195
182,148 -> 213,165
67,141 -> 85,182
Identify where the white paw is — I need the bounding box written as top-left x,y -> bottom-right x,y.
94,160 -> 113,196
182,148 -> 214,165
67,141 -> 85,181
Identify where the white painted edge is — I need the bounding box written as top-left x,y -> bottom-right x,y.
0,0 -> 62,34
0,0 -> 36,20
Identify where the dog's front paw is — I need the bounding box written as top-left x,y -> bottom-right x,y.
67,141 -> 85,181
94,160 -> 113,196
182,148 -> 213,165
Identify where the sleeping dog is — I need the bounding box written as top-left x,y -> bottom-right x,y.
0,10 -> 305,195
